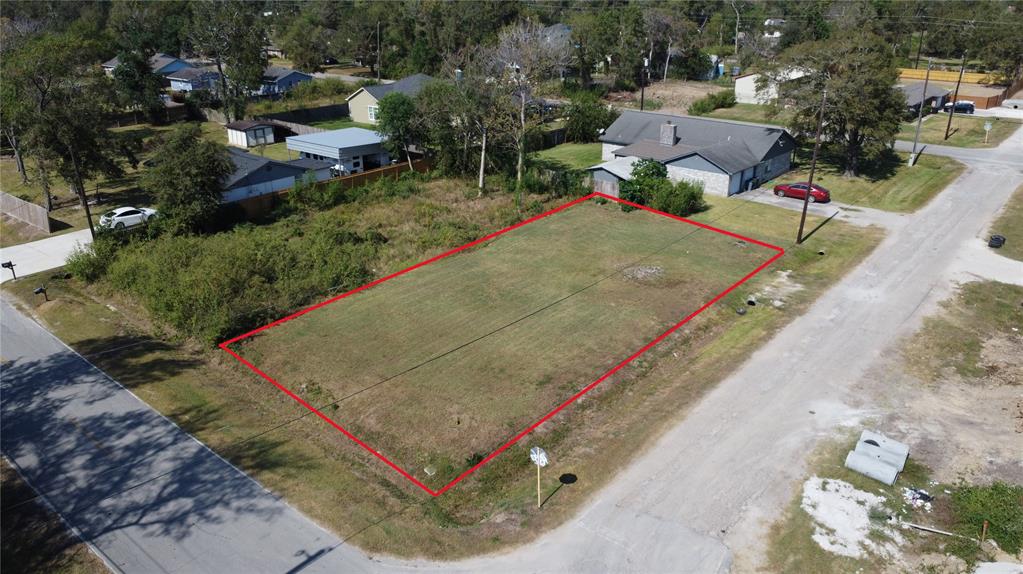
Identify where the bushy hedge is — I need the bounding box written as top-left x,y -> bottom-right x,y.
70,215 -> 379,344
688,89 -> 737,116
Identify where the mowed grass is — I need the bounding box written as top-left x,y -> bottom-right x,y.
706,103 -> 792,126
897,114 -> 1021,148
307,117 -> 375,131
535,143 -> 603,169
769,150 -> 964,212
989,184 -> 1023,261
4,182 -> 884,558
231,201 -> 775,489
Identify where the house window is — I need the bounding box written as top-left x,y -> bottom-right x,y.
368,105 -> 378,122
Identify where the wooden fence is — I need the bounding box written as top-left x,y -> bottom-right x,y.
1,191 -> 52,233
231,158 -> 432,218
899,68 -> 998,84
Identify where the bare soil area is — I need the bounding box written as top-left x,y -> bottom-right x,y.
612,80 -> 727,115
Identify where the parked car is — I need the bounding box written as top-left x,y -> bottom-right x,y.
99,206 -> 157,229
772,182 -> 831,203
942,101 -> 975,114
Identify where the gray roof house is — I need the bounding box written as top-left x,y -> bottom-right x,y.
590,111 -> 796,197
222,148 -> 332,203
346,74 -> 434,124
257,66 -> 314,96
898,82 -> 952,117
285,128 -> 390,174
102,53 -> 193,77
168,67 -> 220,92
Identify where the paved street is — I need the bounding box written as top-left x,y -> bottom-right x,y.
1,129 -> 1020,573
0,229 -> 92,283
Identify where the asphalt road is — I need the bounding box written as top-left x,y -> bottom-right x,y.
2,128 -> 1020,573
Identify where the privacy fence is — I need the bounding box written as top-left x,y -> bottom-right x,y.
1,191 -> 52,233
232,158 -> 432,219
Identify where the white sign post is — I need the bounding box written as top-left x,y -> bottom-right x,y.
530,446 -> 548,508
984,121 -> 993,144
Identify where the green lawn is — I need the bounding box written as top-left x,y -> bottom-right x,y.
535,143 -> 603,169
3,182 -> 883,559
897,114 -> 1021,148
706,103 -> 791,126
769,151 -> 964,212
307,117 -> 375,131
988,184 -> 1023,261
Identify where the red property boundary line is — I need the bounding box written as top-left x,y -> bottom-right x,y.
220,192 -> 785,496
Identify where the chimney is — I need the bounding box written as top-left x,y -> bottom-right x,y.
660,121 -> 677,146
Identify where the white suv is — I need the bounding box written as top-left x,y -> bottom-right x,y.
99,206 -> 157,229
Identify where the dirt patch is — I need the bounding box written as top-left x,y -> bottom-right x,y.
622,265 -> 664,283
801,476 -> 903,559
611,80 -> 727,115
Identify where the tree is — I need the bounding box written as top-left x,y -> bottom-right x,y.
763,30 -> 904,177
111,51 -> 165,122
376,92 -> 419,169
142,124 -> 233,234
7,30 -> 123,236
278,9 -> 332,73
189,0 -> 267,120
564,93 -> 618,143
492,21 -> 570,190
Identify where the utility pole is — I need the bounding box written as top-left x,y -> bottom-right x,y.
797,89 -> 828,245
376,21 -> 381,82
944,51 -> 967,141
910,58 -> 932,166
914,27 -> 926,69
640,57 -> 649,111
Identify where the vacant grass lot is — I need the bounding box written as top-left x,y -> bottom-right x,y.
769,150 -> 964,212
4,182 -> 883,558
897,114 -> 1021,148
706,103 -> 791,126
535,143 -> 602,169
989,184 -> 1023,261
230,201 -> 776,490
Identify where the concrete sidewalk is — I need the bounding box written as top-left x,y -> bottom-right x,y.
0,229 -> 92,283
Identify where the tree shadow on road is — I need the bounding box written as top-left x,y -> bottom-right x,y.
1,339 -> 315,557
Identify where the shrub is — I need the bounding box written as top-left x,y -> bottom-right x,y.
105,216 -> 378,344
289,173 -> 345,210
65,235 -> 121,282
651,179 -> 708,217
688,90 -> 737,116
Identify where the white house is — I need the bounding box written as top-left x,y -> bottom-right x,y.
225,120 -> 276,148
285,128 -> 390,174
734,68 -> 807,104
590,111 -> 796,197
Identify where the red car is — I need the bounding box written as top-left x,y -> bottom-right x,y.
773,182 -> 831,203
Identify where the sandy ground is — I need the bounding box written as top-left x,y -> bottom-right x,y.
626,80 -> 728,115
866,325 -> 1023,487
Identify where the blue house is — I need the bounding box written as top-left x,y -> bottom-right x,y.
102,53 -> 193,77
168,67 -> 220,92
257,66 -> 313,96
